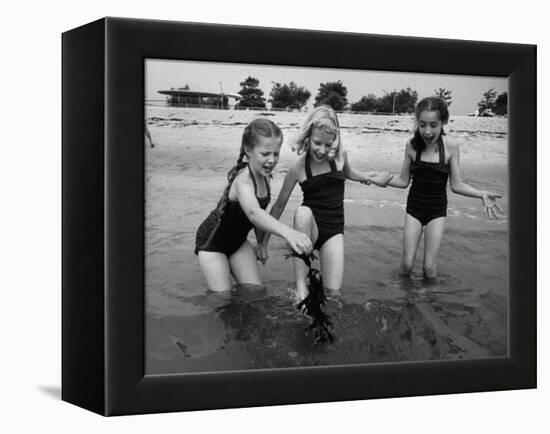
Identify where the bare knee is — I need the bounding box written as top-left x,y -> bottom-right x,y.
294,206 -> 313,230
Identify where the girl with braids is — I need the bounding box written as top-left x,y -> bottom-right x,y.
260,106 -> 391,301
385,96 -> 504,279
195,118 -> 313,292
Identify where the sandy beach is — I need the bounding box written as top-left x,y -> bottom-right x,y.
145,106 -> 508,374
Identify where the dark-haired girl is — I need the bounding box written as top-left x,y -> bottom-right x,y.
195,118 -> 313,292
386,97 -> 503,279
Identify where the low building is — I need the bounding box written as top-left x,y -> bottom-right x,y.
158,89 -> 241,109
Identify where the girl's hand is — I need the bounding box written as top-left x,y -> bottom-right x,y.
286,230 -> 313,256
481,192 -> 504,219
254,244 -> 269,265
360,171 -> 377,185
373,171 -> 393,186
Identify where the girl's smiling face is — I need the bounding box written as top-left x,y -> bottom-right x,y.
308,126 -> 336,162
417,110 -> 446,146
246,135 -> 282,177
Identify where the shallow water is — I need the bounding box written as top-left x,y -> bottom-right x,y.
148,287 -> 507,373
145,107 -> 508,374
146,227 -> 508,374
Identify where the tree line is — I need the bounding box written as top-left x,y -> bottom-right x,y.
168,77 -> 508,116
475,88 -> 507,116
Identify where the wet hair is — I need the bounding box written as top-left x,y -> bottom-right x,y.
293,105 -> 344,160
196,118 -> 282,251
411,97 -> 450,152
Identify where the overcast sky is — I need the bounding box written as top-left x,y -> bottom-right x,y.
145,59 -> 508,116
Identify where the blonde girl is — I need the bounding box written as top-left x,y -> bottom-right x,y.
260,106 -> 390,299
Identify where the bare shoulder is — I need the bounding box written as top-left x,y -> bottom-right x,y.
287,154 -> 306,180
341,149 -> 349,163
329,149 -> 347,171
234,166 -> 252,184
229,167 -> 254,199
404,138 -> 415,158
443,136 -> 462,156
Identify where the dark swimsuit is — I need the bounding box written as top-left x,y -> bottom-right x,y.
406,137 -> 450,226
194,167 -> 270,256
300,153 -> 346,250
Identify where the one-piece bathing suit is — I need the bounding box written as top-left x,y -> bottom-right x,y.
299,152 -> 346,250
194,167 -> 270,256
406,137 -> 450,226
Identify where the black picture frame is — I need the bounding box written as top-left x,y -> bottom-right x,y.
62,17 -> 536,416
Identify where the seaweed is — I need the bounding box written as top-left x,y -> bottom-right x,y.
286,252 -> 335,345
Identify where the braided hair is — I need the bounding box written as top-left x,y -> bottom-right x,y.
411,96 -> 449,152
196,118 -> 282,250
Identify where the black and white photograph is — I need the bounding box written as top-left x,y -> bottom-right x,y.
145,59 -> 509,374
4,0 -> 545,430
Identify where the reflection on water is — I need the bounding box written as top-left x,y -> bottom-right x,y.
146,272 -> 507,374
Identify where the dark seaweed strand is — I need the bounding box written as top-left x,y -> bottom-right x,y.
292,253 -> 335,345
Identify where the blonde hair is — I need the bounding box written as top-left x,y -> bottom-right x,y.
292,105 -> 344,160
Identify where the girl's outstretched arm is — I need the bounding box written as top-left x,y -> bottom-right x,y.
260,164 -> 300,250
253,227 -> 267,264
448,140 -> 503,219
270,165 -> 299,220
342,151 -> 392,186
387,140 -> 413,188
235,169 -> 312,255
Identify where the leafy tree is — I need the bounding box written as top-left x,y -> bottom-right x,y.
395,88 -> 418,113
269,81 -> 311,109
478,88 -> 498,113
351,94 -> 379,112
377,88 -> 418,114
376,92 -> 395,113
493,92 -> 508,116
476,88 -> 507,116
236,76 -> 266,109
434,88 -> 453,107
314,81 -> 348,111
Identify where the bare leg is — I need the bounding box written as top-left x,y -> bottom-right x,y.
293,206 -> 318,300
401,213 -> 424,275
319,234 -> 344,290
422,217 -> 446,279
144,126 -> 154,148
198,251 -> 233,291
229,240 -> 262,285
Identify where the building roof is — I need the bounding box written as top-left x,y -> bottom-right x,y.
158,89 -> 241,100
